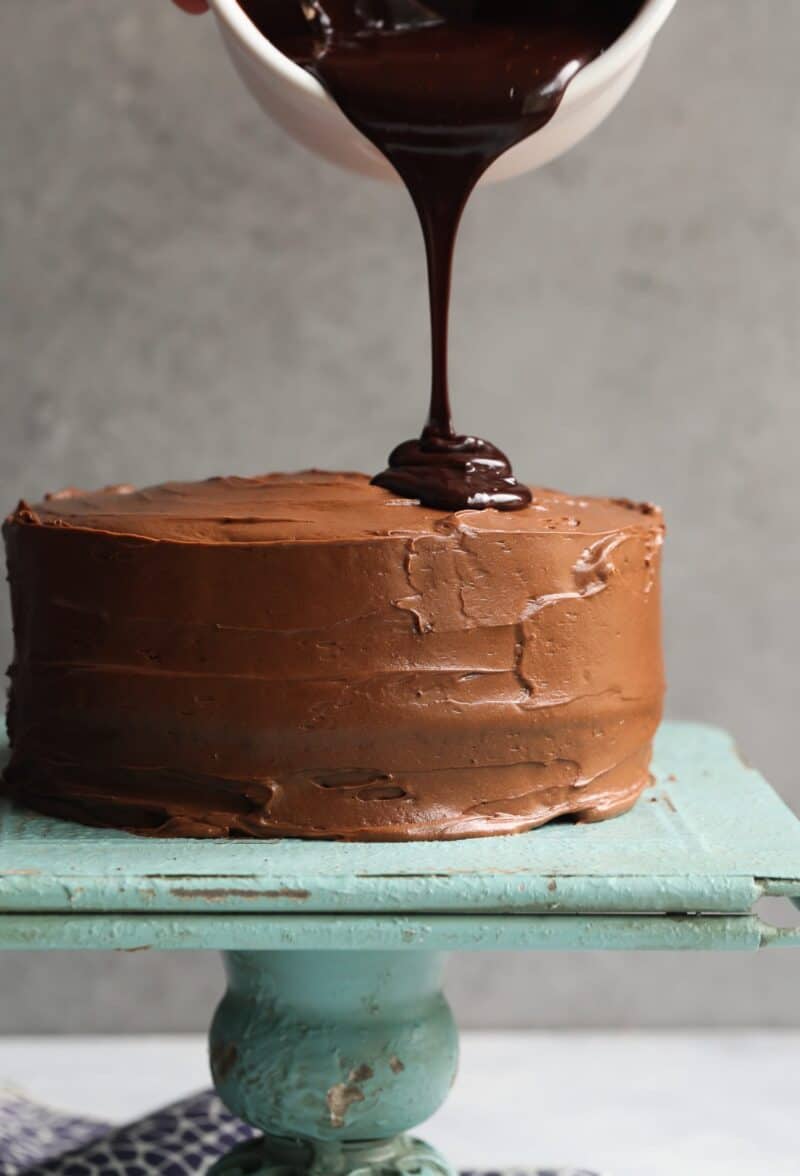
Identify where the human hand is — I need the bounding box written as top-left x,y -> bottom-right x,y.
171,0 -> 209,13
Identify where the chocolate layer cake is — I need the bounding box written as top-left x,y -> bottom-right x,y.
3,472 -> 664,840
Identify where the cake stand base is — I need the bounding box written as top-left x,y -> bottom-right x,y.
211,1131 -> 453,1176
209,951 -> 458,1176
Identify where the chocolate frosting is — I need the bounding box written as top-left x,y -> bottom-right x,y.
3,472 -> 664,840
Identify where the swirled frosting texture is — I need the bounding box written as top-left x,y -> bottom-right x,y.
3,472 -> 664,840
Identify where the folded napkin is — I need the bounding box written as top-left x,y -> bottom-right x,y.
0,1090 -> 599,1176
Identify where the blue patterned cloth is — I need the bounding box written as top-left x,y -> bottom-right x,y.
0,1093 -> 110,1175
0,1091 -> 598,1176
0,1092 -> 252,1176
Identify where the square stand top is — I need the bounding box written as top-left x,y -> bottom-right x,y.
2,721 -> 800,952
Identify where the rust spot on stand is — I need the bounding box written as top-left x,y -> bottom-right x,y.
170,887 -> 310,902
734,744 -> 753,770
211,1042 -> 239,1083
327,1065 -> 374,1128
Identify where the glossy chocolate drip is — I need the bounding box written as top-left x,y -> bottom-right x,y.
377,431 -> 527,512
238,0 -> 643,509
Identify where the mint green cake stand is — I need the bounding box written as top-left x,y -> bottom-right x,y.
2,721 -> 800,1176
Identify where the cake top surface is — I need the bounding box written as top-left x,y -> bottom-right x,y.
7,471 -> 662,545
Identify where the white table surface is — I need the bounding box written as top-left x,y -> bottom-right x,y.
0,1032 -> 796,1176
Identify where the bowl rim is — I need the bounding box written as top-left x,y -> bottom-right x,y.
208,0 -> 678,108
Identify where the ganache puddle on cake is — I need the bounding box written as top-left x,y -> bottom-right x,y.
238,0 -> 644,511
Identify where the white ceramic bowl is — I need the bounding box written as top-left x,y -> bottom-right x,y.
208,0 -> 678,184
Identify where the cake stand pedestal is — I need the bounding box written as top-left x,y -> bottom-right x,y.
2,721 -> 800,1176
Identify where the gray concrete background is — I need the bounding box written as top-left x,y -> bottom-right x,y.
2,1 -> 799,1031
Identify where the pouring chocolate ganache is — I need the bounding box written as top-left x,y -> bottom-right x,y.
238,0 -> 645,509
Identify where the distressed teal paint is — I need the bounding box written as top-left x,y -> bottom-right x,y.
209,951 -> 457,1176
762,923 -> 800,948
2,723 -> 799,918
210,952 -> 457,1144
210,1129 -> 453,1176
0,912 -> 788,952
